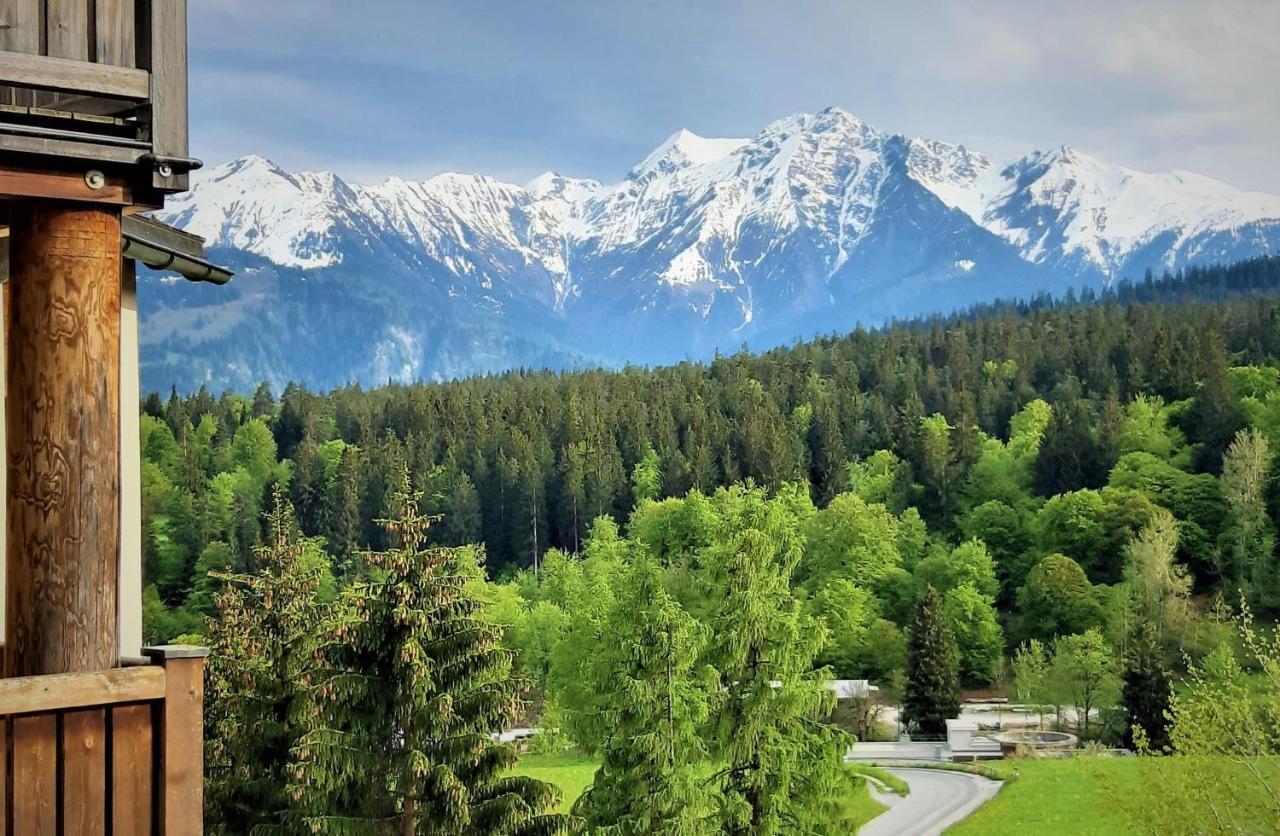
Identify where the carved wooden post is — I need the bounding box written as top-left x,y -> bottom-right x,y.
6,201 -> 121,676
145,645 -> 208,836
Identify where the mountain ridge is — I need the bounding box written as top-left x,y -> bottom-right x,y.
141,106 -> 1280,393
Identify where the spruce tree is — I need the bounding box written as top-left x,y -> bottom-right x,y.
312,468 -> 566,834
902,586 -> 961,736
1123,624 -> 1172,751
327,445 -> 362,575
203,490 -> 333,834
572,556 -> 719,834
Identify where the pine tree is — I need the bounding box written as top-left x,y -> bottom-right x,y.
251,381 -> 276,418
1189,331 -> 1248,473
328,446 -> 362,575
572,556 -> 720,834
203,489 -> 333,834
313,468 -> 567,834
902,586 -> 961,736
1124,624 -> 1172,751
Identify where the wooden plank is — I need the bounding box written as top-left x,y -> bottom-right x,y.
0,718 -> 8,836
0,0 -> 42,106
10,715 -> 56,836
0,52 -> 150,99
0,132 -> 145,166
46,0 -> 91,61
0,167 -> 132,205
110,704 -> 153,836
61,709 -> 107,836
0,0 -> 42,55
0,668 -> 162,716
95,0 -> 136,67
151,652 -> 204,836
143,0 -> 188,190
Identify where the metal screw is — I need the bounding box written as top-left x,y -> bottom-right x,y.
157,163 -> 174,178
84,170 -> 106,190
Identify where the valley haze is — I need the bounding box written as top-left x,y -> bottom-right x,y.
143,107 -> 1280,394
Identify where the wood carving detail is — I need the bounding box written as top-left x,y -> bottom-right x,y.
6,203 -> 121,676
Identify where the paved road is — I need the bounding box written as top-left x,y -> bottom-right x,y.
858,767 -> 1001,836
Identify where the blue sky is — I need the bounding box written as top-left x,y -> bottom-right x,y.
190,0 -> 1280,192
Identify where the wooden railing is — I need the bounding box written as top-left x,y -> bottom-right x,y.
0,0 -> 192,192
0,645 -> 207,835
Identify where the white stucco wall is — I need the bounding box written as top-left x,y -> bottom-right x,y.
120,261 -> 143,658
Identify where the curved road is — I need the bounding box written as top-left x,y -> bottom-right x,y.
858,767 -> 1001,836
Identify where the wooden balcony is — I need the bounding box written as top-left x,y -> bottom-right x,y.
0,646 -> 206,835
0,0 -> 195,200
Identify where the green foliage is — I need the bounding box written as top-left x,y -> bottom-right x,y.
902,587 -> 961,736
846,450 -> 908,512
136,261 -> 1280,828
571,557 -> 720,834
943,583 -> 1005,685
310,471 -> 566,834
1034,487 -> 1156,584
1122,509 -> 1191,648
799,492 -> 901,592
630,445 -> 662,505
1016,554 -> 1108,643
203,492 -> 332,834
1123,624 -> 1172,751
1220,427 -> 1278,607
1126,602 -> 1280,834
1011,639 -> 1050,715
807,579 -> 881,677
696,485 -> 849,835
959,500 -> 1035,602
1049,629 -> 1122,740
914,539 -> 999,600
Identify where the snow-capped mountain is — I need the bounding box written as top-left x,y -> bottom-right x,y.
142,107 -> 1280,393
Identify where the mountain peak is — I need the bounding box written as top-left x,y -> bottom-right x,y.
219,153 -> 290,178
813,105 -> 865,130
631,128 -> 748,177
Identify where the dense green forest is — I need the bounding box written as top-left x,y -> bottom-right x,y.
154,256 -> 1280,831
146,256 -> 1280,638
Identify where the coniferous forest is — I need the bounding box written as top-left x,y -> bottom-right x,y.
144,257 -> 1280,832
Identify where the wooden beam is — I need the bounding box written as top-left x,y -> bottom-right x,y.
0,667 -> 164,715
0,131 -> 148,166
6,202 -> 122,677
145,646 -> 206,836
0,167 -> 132,205
141,0 -> 188,190
0,52 -> 150,99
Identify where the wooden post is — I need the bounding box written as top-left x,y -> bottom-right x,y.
6,201 -> 121,676
144,645 -> 208,836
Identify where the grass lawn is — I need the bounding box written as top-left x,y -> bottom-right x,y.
513,752 -> 886,829
510,752 -> 599,812
945,758 -> 1142,836
835,775 -> 888,830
